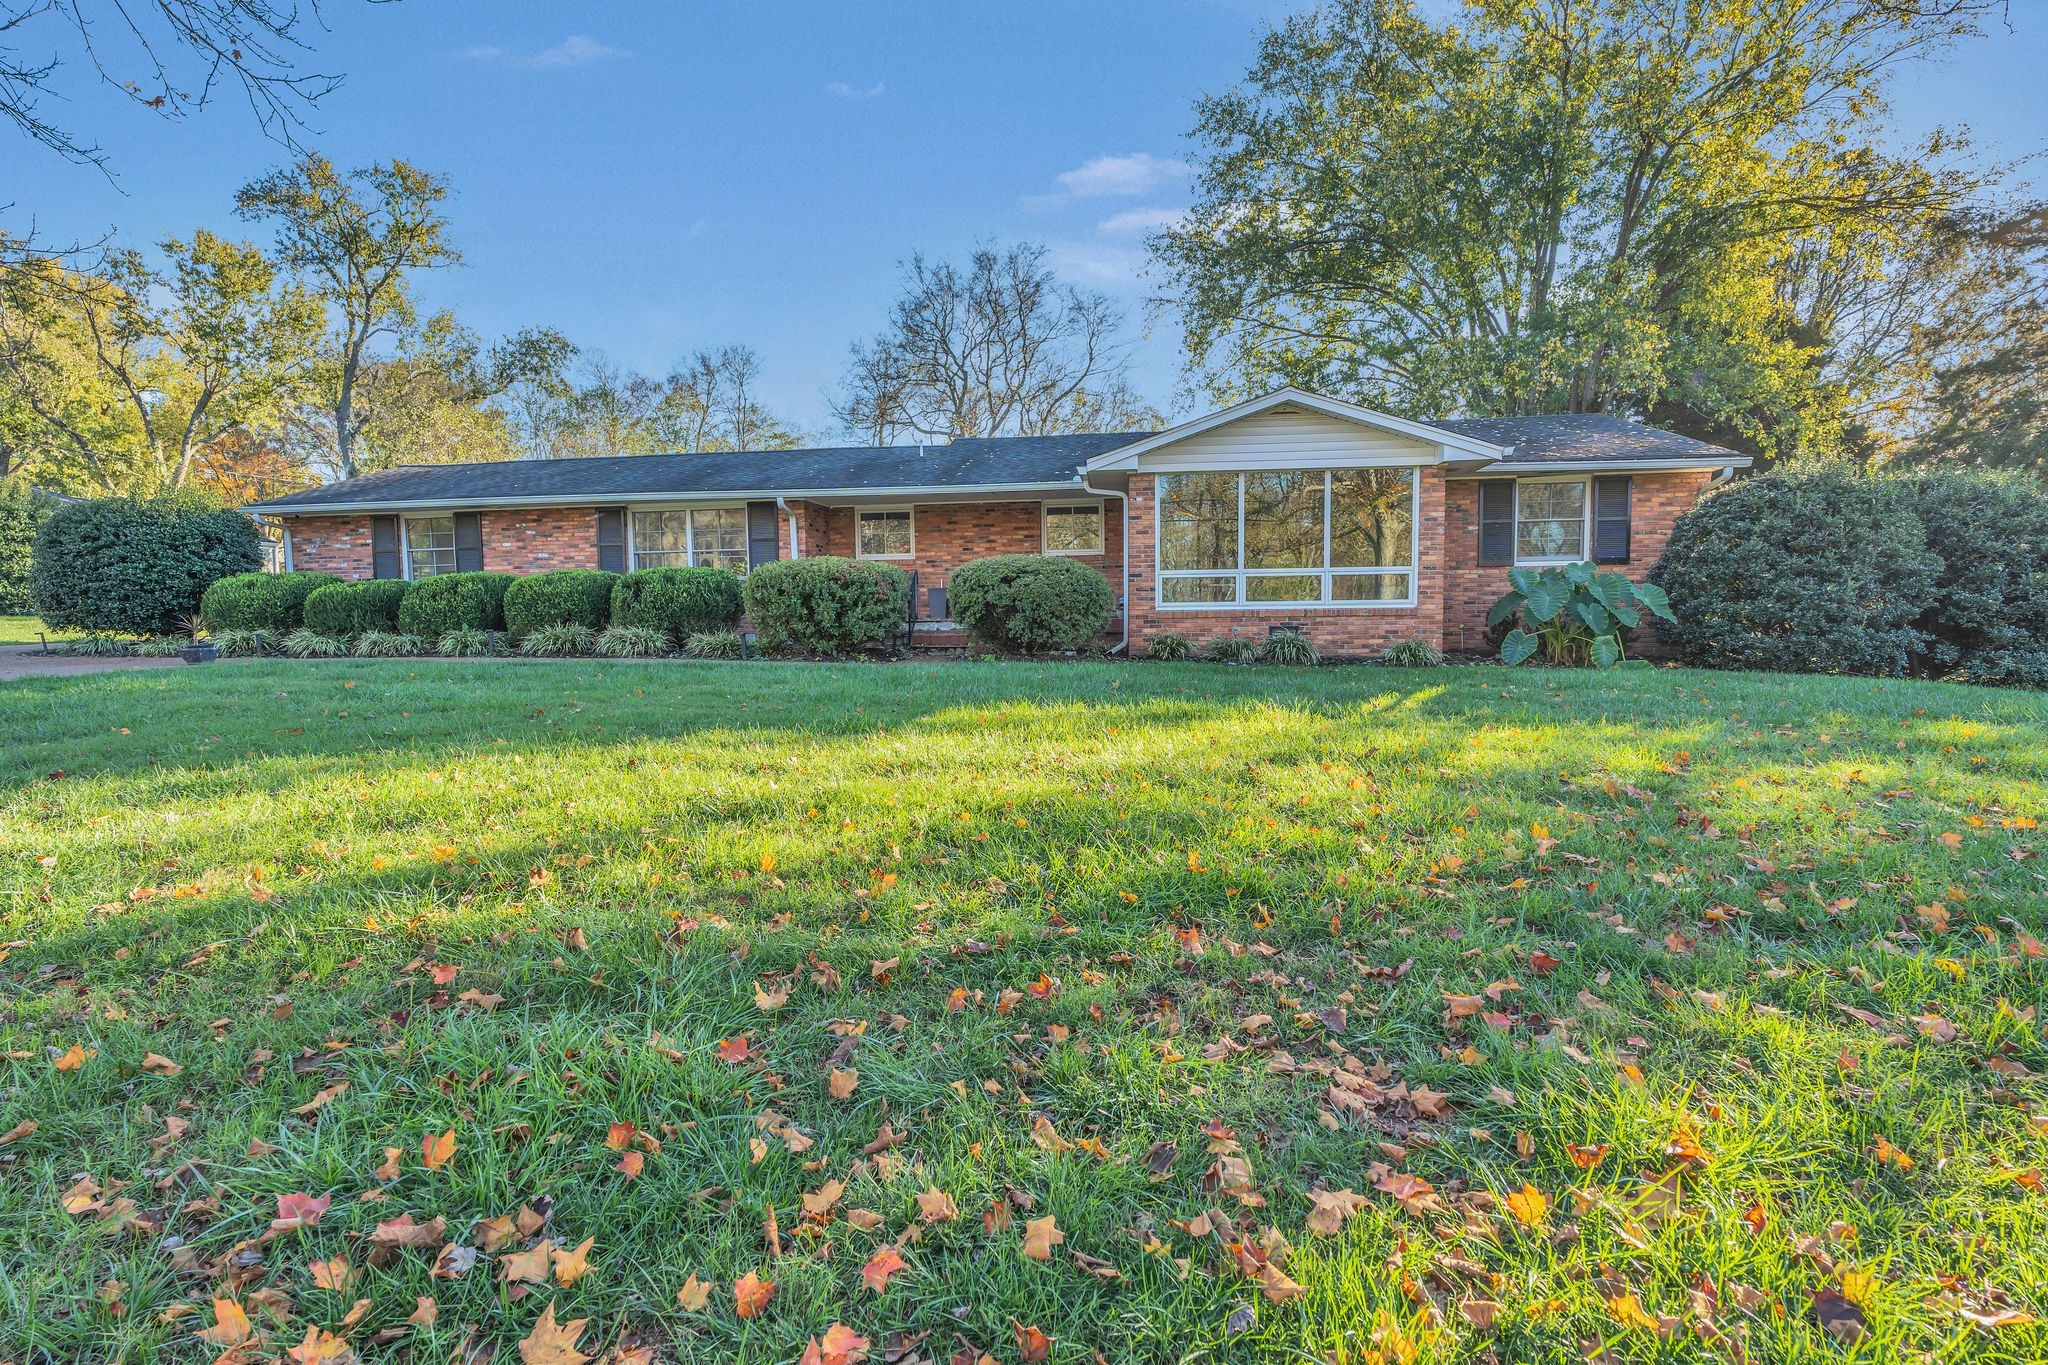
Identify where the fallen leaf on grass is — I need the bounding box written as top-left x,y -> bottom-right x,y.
1013,1323 -> 1053,1362
285,1324 -> 355,1363
800,1324 -> 871,1365
1020,1215 -> 1064,1260
1811,1287 -> 1866,1343
517,1302 -> 590,1365
1304,1188 -> 1369,1235
500,1242 -> 553,1284
916,1187 -> 960,1223
1502,1183 -> 1549,1229
0,1119 -> 37,1145
675,1275 -> 711,1311
141,1052 -> 182,1076
1258,1263 -> 1306,1303
615,1151 -> 644,1180
273,1192 -> 331,1231
308,1256 -> 354,1292
198,1299 -> 256,1348
734,1269 -> 774,1317
53,1044 -> 94,1071
551,1237 -> 594,1287
828,1067 -> 859,1099
862,1245 -> 907,1293
420,1128 -> 457,1171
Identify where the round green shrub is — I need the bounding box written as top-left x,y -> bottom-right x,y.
0,481 -> 56,616
1903,469 -> 2048,688
1650,470 -> 1939,677
303,579 -> 409,636
503,568 -> 620,638
946,554 -> 1115,653
398,571 -> 516,637
741,556 -> 909,654
611,566 -> 744,639
29,492 -> 263,635
200,570 -> 340,633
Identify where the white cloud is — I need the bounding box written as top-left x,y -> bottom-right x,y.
1097,206 -> 1187,236
461,36 -> 628,69
1046,240 -> 1153,293
826,80 -> 886,100
1053,152 -> 1187,200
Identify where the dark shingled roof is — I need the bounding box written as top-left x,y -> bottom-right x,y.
246,432 -> 1148,511
1429,413 -> 1744,464
248,414 -> 1745,512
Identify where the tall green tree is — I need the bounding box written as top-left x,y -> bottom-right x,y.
1156,0 -> 2003,461
236,155 -> 462,479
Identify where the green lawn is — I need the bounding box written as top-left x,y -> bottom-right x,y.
0,615 -> 80,646
1,659 -> 2044,1364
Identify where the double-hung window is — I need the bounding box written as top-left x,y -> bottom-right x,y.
1514,478 -> 1588,563
404,516 -> 457,578
856,507 -> 914,559
1156,468 -> 1417,607
630,507 -> 749,572
1042,502 -> 1104,555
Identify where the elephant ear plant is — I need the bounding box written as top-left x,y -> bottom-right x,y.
1487,562 -> 1676,668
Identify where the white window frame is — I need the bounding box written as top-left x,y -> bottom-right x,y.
1513,475 -> 1590,566
1040,500 -> 1105,556
626,504 -> 750,572
402,514 -> 458,580
1155,468 -> 1420,610
855,505 -> 916,561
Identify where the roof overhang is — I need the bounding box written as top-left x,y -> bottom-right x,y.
1083,386 -> 1511,471
245,480 -> 1088,518
1443,457 -> 1753,476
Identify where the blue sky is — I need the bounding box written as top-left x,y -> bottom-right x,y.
15,0 -> 2044,438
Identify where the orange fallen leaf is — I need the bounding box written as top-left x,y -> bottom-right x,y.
828,1067 -> 859,1099
615,1151 -> 645,1180
675,1274 -> 711,1311
421,1128 -> 457,1171
141,1052 -> 182,1076
1258,1262 -> 1306,1304
198,1298 -> 255,1347
1014,1323 -> 1053,1362
735,1269 -> 775,1317
408,1296 -> 437,1326
861,1244 -> 907,1293
550,1236 -> 594,1286
1502,1182 -> 1549,1229
1020,1214 -> 1064,1261
716,1036 -> 753,1064
916,1186 -> 960,1223
801,1323 -> 872,1365
516,1301 -> 591,1365
53,1044 -> 93,1071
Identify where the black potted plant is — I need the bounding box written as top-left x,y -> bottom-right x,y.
176,614 -> 219,665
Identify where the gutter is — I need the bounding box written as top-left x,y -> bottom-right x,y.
243,479 -> 1089,518
776,496 -> 801,559
1080,471 -> 1130,655
1445,457 -> 1752,477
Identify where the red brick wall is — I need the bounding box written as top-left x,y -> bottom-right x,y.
1123,469 -> 1449,658
283,508 -> 605,578
1440,471 -> 1711,653
281,515 -> 376,578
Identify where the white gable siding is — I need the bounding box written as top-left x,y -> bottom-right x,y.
1135,406 -> 1440,470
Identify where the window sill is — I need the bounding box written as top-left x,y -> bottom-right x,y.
1155,600 -> 1418,612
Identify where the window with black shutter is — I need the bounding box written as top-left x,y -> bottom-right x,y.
454,512 -> 484,572
595,509 -> 626,573
371,515 -> 402,579
1477,482 -> 1514,567
1593,476 -> 1633,564
746,501 -> 780,570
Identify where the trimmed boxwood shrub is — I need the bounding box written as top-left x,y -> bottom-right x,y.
1651,470 -> 1939,677
741,556 -> 909,654
30,492 -> 263,635
0,481 -> 56,615
1905,469 -> 2048,687
947,554 -> 1115,652
398,571 -> 516,638
611,566 -> 744,639
503,568 -> 619,638
200,570 -> 340,633
303,579 -> 409,636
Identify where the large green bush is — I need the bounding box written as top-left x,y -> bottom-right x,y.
741,556 -> 909,654
398,571 -> 516,638
302,579 -> 409,636
0,481 -> 55,615
1650,470 -> 1940,677
502,568 -> 619,638
199,570 -> 340,633
611,566 -> 744,639
1905,469 -> 2048,688
29,493 -> 263,635
946,554 -> 1115,652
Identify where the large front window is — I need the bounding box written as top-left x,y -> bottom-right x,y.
1156,469 -> 1416,607
1516,479 -> 1587,562
631,507 -> 748,572
404,516 -> 456,578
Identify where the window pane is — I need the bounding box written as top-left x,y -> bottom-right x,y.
632,510 -> 691,568
1332,572 -> 1410,602
405,517 -> 456,577
1242,471 -> 1324,569
858,509 -> 913,557
1245,573 -> 1321,602
1161,575 -> 1235,604
1043,504 -> 1102,553
1159,473 -> 1238,571
1330,469 -> 1415,568
1517,481 -> 1586,559
691,507 -> 747,572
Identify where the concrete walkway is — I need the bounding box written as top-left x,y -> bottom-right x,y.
0,644 -> 184,681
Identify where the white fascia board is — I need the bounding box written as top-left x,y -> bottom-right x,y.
1443,457 -> 1753,477
1082,386 -> 1511,471
245,480 -> 1088,517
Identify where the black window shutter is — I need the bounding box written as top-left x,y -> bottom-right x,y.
1593,476 -> 1632,564
454,512 -> 484,573
1477,482 -> 1514,567
595,509 -> 626,573
746,500 -> 780,570
371,515 -> 402,579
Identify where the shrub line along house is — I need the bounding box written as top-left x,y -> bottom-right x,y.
245,388 -> 1749,655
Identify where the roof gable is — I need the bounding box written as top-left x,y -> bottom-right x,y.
1083,388 -> 1508,470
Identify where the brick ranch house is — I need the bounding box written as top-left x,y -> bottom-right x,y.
246,388 -> 1749,655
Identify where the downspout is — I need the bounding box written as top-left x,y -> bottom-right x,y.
1710,465 -> 1737,486
776,496 -> 802,559
1080,471 -> 1129,655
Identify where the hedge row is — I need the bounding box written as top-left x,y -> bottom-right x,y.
1652,467 -> 2048,686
